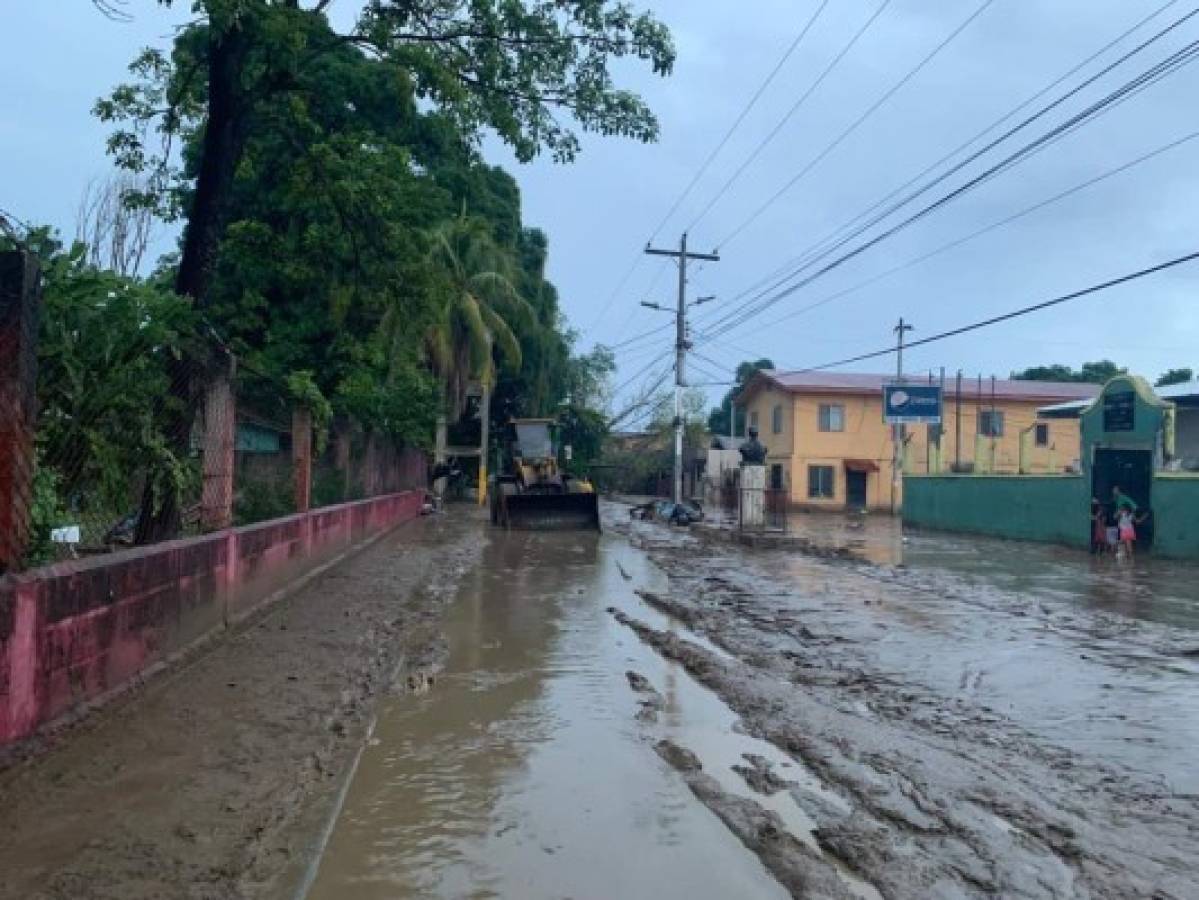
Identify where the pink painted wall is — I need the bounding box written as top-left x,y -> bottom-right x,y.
0,490 -> 425,747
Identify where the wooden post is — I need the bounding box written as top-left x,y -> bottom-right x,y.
292,407 -> 312,513
200,356 -> 236,530
0,251 -> 40,572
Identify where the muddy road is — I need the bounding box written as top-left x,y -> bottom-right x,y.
0,513 -> 484,900
2,501 -> 1197,898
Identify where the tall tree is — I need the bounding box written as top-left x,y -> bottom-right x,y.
1155,368 -> 1193,387
708,358 -> 774,435
424,215 -> 528,418
1011,360 -> 1126,384
95,0 -> 675,540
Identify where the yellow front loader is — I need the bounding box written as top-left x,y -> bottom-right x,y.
489,419 -> 600,530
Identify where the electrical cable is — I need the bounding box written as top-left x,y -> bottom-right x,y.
684,0 -> 895,233
648,0 -> 832,243
713,0 -> 998,247
710,126 -> 1199,339
776,250 -> 1199,375
586,0 -> 832,337
709,0 -> 1183,314
702,33 -> 1199,338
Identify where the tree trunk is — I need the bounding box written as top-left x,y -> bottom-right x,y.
136,22 -> 250,544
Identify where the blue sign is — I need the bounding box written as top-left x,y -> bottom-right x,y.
884,384 -> 942,424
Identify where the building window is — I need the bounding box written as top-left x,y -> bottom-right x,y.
749,410 -> 759,431
770,464 -> 784,490
978,410 -> 1005,437
1034,423 -> 1049,447
818,404 -> 845,432
771,404 -> 783,434
808,465 -> 834,499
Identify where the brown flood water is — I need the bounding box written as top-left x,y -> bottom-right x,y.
303,530 -> 861,900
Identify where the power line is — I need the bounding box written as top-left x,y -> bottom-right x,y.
609,322 -> 673,352
647,0 -> 831,243
703,33 -> 1199,338
712,0 -> 1184,312
715,0 -> 997,249
684,0 -> 895,234
777,250 -> 1199,375
713,125 -> 1199,340
697,1 -> 1197,334
585,0 -> 831,339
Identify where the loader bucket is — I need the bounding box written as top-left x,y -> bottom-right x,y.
499,492 -> 601,531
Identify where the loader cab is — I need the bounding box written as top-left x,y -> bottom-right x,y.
512,419 -> 556,463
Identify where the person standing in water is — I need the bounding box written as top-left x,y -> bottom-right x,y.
1111,486 -> 1138,559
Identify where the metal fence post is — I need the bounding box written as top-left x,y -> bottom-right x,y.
0,251 -> 40,572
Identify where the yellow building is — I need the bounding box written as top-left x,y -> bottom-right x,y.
737,372 -> 1099,512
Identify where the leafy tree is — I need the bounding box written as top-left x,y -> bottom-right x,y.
424,215 -> 529,417
1011,360 -> 1126,384
94,0 -> 675,540
1155,368 -> 1193,387
708,358 -> 774,435
1,230 -> 198,539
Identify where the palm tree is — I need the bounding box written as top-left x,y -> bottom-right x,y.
422,216 -> 531,499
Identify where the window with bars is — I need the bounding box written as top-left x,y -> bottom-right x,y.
1035,422 -> 1049,447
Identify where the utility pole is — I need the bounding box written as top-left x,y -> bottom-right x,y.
645,233 -> 719,503
891,318 -> 913,515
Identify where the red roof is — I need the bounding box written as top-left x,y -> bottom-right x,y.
742,371 -> 1100,403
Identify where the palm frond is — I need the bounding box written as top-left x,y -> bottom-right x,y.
479,303 -> 522,374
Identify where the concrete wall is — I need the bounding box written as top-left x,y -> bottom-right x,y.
0,490 -> 424,747
1150,475 -> 1199,559
903,474 -> 1088,548
1173,409 -> 1199,466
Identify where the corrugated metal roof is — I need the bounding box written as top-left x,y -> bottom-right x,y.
748,370 -> 1100,402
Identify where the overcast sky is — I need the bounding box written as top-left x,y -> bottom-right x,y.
4,1 -> 1198,418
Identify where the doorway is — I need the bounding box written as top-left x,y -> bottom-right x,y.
846,470 -> 868,510
1092,447 -> 1153,547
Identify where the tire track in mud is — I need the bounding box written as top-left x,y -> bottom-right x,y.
607,516 -> 1199,899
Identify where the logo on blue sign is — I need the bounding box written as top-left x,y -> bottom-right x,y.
884,384 -> 942,424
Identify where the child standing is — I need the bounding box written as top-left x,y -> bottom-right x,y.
1090,498 -> 1107,555
1118,506 -> 1137,559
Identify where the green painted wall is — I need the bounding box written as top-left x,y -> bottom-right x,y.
904,474 -> 1088,548
1150,475 -> 1199,559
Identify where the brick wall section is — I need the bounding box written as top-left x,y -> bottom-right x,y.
0,489 -> 425,747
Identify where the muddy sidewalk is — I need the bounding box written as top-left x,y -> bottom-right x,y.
0,511 -> 483,900
611,513 -> 1199,898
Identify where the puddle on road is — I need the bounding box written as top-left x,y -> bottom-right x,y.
305,531 -> 867,900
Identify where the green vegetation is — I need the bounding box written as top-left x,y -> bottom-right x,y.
707,359 -> 774,435
1155,368 -> 1194,387
1010,361 -> 1126,384
11,0 -> 672,546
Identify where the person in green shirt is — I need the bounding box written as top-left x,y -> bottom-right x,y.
1112,485 -> 1138,514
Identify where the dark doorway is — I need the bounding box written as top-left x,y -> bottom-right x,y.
1092,447 -> 1153,547
846,470 -> 868,510
770,464 -> 784,491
